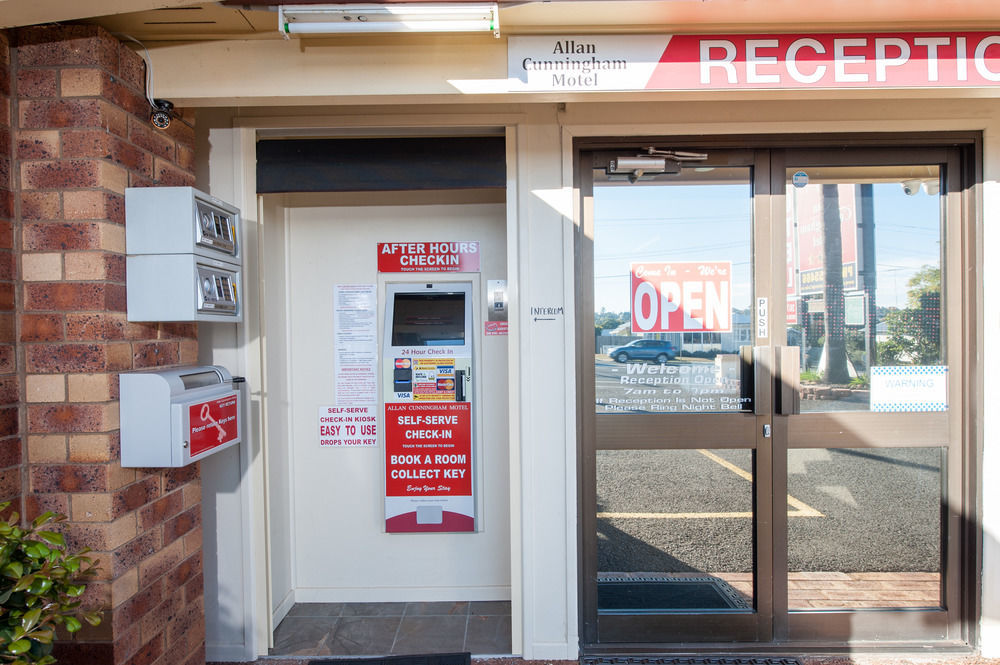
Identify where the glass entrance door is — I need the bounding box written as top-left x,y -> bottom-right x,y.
578,142 -> 974,649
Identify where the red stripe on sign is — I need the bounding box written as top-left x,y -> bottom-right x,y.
385,511 -> 474,533
646,32 -> 1000,89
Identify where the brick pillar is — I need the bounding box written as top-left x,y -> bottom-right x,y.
10,25 -> 204,665
0,33 -> 19,508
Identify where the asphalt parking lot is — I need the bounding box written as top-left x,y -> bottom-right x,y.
596,444 -> 942,575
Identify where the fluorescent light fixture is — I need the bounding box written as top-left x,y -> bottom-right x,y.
279,3 -> 500,37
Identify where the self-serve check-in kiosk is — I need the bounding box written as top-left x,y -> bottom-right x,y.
120,365 -> 241,467
382,282 -> 476,533
124,186 -> 243,322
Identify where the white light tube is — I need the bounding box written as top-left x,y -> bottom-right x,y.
279,3 -> 500,37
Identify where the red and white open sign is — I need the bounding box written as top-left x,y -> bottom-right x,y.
188,394 -> 239,457
377,241 -> 480,273
630,261 -> 732,333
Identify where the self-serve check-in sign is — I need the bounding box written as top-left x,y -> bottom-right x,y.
189,395 -> 239,456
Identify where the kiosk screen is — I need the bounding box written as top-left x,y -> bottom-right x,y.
390,292 -> 466,347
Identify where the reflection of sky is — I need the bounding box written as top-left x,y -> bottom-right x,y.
595,179 -> 753,315
593,175 -> 941,316
870,182 -> 940,308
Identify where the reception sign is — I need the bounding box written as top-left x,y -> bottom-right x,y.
509,33 -> 1000,92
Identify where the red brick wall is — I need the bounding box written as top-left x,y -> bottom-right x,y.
8,24 -> 205,665
0,32 -> 19,509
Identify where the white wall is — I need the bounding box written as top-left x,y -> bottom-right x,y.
513,106 -> 580,660
259,195 -> 294,624
196,113 -> 266,661
980,124 -> 1000,657
281,191 -> 511,601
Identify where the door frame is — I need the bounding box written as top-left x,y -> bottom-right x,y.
574,132 -> 983,654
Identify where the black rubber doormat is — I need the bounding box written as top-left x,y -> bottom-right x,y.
582,658 -> 801,665
309,654 -> 470,665
598,577 -> 750,611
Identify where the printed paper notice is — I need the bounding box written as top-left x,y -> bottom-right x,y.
319,406 -> 377,447
334,284 -> 377,405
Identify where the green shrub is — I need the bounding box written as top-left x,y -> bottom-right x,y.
0,503 -> 100,665
800,370 -> 822,383
849,374 -> 870,388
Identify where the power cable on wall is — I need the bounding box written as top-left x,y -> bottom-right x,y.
114,33 -> 192,131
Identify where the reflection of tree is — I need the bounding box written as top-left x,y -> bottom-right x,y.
594,309 -> 629,336
821,185 -> 851,383
877,266 -> 941,365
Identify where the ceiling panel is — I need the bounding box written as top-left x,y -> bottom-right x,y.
66,0 -> 1000,42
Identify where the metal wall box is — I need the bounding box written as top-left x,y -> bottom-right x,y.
121,365 -> 241,468
125,186 -> 243,322
126,254 -> 242,322
125,186 -> 241,261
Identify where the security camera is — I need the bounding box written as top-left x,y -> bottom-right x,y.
150,99 -> 174,130
901,179 -> 921,196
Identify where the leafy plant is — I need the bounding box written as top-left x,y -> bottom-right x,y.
800,370 -> 822,383
849,374 -> 870,388
0,503 -> 100,665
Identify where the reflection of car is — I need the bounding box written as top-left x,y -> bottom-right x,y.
608,339 -> 678,363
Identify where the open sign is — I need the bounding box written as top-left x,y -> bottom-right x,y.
630,261 -> 732,333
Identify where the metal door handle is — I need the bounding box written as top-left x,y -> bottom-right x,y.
741,345 -> 773,416
775,346 -> 801,415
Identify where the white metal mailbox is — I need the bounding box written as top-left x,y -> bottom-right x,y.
125,186 -> 243,322
120,365 -> 241,468
126,254 -> 241,322
125,186 -> 240,261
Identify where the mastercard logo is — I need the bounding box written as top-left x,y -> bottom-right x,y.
395,358 -> 412,369
436,379 -> 455,391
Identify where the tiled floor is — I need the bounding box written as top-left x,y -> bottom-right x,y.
269,601 -> 512,658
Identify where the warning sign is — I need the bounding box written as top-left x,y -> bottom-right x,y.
318,405 -> 377,447
630,261 -> 732,333
384,402 -> 474,533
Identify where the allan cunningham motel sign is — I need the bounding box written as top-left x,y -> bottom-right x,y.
507,33 -> 1000,91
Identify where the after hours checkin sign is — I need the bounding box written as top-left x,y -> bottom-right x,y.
384,403 -> 473,533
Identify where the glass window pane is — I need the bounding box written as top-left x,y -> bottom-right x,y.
785,167 -> 945,413
594,167 -> 754,415
787,447 -> 943,609
597,449 -> 754,612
